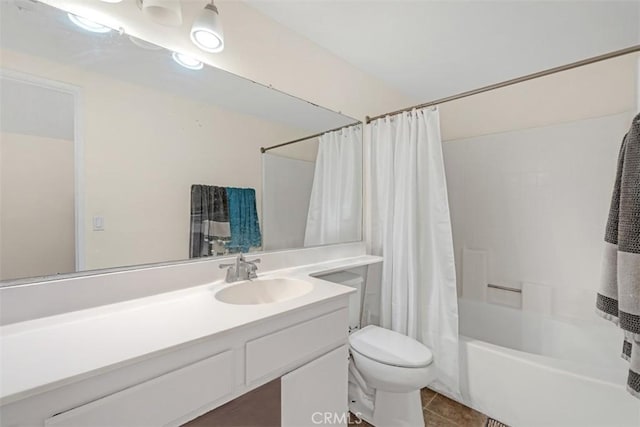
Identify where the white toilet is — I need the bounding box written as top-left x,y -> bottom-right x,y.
318,271 -> 436,427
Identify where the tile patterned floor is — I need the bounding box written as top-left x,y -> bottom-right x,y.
349,387 -> 494,427
421,388 -> 487,427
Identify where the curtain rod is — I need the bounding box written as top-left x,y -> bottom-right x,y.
365,44 -> 640,124
260,121 -> 361,153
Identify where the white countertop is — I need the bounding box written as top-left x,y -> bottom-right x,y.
0,255 -> 382,405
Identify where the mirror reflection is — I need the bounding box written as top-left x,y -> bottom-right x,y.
0,1 -> 361,283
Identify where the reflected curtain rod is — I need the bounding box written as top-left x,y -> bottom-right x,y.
260,121 -> 361,153
365,44 -> 640,124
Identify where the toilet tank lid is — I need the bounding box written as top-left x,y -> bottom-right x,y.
349,325 -> 433,368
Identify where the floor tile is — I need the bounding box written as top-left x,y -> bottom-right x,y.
420,387 -> 438,407
348,412 -> 373,426
424,409 -> 459,427
426,394 -> 487,427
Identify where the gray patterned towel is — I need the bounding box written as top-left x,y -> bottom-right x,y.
189,185 -> 231,258
596,112 -> 640,399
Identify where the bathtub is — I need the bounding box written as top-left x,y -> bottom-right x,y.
449,299 -> 639,427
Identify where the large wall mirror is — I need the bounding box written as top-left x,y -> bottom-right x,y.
0,1 -> 362,284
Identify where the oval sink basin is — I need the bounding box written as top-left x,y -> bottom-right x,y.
215,278 -> 313,305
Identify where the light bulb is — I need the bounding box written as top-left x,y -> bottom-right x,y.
190,3 -> 224,53
172,52 -> 204,70
68,13 -> 112,33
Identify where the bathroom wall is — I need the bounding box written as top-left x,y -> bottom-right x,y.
0,133 -> 75,280
441,53 -> 637,321
1,48 -> 315,271
443,111 -> 633,321
260,136 -> 322,251
439,52 -> 638,141
636,56 -> 640,111
40,0 -> 412,121
0,77 -> 76,280
269,137 -> 319,163
262,153 -> 315,251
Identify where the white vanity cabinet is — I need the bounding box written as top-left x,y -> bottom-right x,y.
281,345 -> 349,427
0,254 -> 384,427
2,304 -> 350,427
44,351 -> 235,426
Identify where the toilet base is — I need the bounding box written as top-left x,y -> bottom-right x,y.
348,356 -> 431,426
371,389 -> 424,427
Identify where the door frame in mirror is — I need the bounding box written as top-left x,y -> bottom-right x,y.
0,68 -> 85,273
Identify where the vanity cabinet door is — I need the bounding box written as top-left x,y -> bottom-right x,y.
245,308 -> 348,385
44,350 -> 234,427
281,345 -> 349,427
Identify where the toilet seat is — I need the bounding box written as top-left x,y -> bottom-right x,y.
349,325 -> 433,368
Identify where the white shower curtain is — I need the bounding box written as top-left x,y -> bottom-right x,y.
304,125 -> 362,246
367,108 -> 460,395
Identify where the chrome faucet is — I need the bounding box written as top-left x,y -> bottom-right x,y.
219,254 -> 261,283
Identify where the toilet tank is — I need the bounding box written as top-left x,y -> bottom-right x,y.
316,270 -> 364,333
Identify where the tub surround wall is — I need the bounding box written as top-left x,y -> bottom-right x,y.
444,112 -> 633,321
262,153 -> 315,251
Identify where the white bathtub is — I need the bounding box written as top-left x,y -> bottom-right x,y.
452,299 -> 640,427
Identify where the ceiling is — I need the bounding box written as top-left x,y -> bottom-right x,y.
0,0 -> 356,134
247,0 -> 640,103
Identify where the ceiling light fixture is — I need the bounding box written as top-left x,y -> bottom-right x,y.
172,52 -> 204,71
67,13 -> 112,33
190,1 -> 224,53
139,0 -> 183,27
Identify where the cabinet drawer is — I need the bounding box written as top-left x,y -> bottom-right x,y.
245,308 -> 348,384
45,350 -> 234,427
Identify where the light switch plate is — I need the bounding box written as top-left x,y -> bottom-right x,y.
93,216 -> 105,231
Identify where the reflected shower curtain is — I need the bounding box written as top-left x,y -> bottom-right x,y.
367,108 -> 460,395
304,125 -> 362,246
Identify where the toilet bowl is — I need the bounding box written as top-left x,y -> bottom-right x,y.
315,270 -> 435,426
348,325 -> 436,427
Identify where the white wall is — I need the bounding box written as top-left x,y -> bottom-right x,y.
636,56 -> 640,112
0,133 -> 75,280
262,153 -> 315,251
440,52 -> 637,321
440,52 -> 638,141
444,112 -> 633,321
269,138 -> 319,163
40,0 -> 411,121
0,77 -> 76,280
1,49 -> 312,272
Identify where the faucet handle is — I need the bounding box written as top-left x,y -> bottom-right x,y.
219,263 -> 235,269
247,258 -> 261,264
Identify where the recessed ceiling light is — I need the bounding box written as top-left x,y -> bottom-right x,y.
190,1 -> 224,53
68,13 -> 112,33
172,52 -> 204,71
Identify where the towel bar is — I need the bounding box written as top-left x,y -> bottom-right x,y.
487,283 -> 522,293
